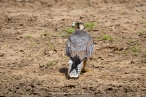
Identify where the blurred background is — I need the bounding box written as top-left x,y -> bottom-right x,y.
0,0 -> 146,97
1,0 -> 146,8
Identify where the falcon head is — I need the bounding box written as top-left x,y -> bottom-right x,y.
72,21 -> 84,30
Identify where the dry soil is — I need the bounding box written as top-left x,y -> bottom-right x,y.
0,0 -> 146,97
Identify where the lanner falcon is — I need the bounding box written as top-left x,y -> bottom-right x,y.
66,21 -> 94,78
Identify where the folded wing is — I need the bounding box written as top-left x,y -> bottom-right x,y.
66,30 -> 94,61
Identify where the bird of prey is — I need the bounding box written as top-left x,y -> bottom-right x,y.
66,21 -> 94,78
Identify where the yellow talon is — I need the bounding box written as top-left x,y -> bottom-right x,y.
81,68 -> 90,73
81,58 -> 90,73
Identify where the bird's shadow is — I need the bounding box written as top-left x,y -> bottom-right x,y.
59,67 -> 70,79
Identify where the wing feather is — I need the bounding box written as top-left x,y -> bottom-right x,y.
66,30 -> 94,61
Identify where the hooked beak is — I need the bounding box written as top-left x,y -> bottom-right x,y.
72,22 -> 76,28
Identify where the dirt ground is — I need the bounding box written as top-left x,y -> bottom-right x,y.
0,0 -> 146,97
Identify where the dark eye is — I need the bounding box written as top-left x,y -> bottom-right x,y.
76,23 -> 79,25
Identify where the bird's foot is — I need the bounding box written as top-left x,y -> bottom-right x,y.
81,68 -> 90,73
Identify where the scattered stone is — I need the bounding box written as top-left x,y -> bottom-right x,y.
0,53 -> 4,57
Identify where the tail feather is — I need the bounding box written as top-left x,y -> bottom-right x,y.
71,55 -> 87,65
68,61 -> 83,78
68,55 -> 86,78
71,55 -> 81,65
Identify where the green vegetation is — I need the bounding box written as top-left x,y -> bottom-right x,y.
121,46 -> 141,57
102,35 -> 114,41
40,31 -> 56,50
94,37 -> 100,41
43,31 -> 52,40
139,30 -> 146,35
38,51 -> 44,56
39,60 -> 58,68
141,21 -> 146,24
47,41 -> 50,45
50,45 -> 55,50
120,12 -> 125,15
22,57 -> 27,61
129,46 -> 141,52
84,22 -> 95,31
60,32 -> 68,37
142,52 -> 146,59
122,50 -> 130,55
103,74 -> 107,77
128,40 -> 134,44
46,61 -> 57,67
26,35 -> 32,38
40,31 -> 51,40
64,27 -> 75,34
133,52 -> 138,56
31,41 -> 37,45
